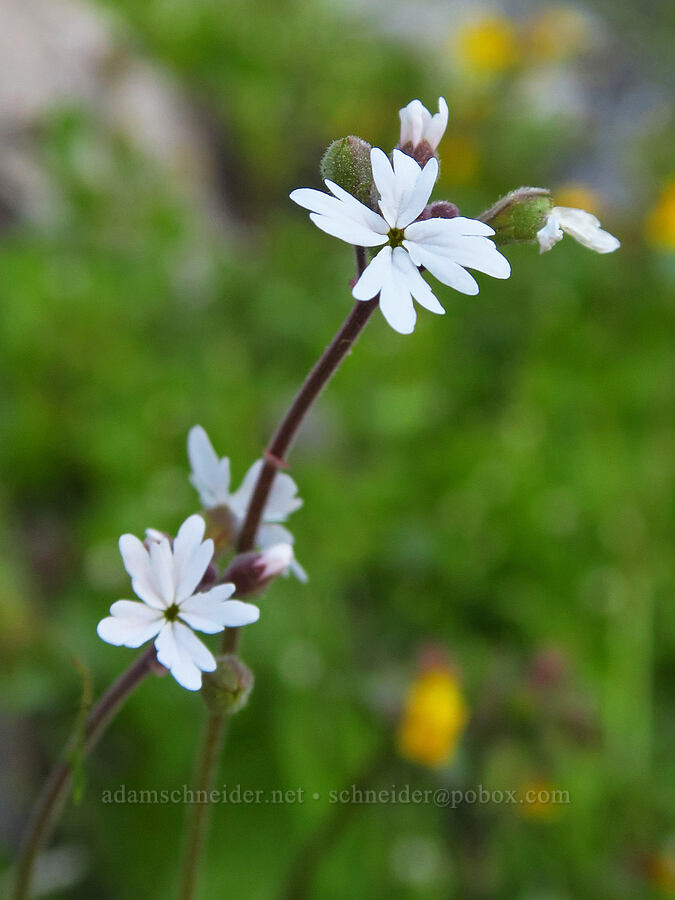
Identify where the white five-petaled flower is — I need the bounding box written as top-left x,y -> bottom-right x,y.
187,426 -> 307,582
290,148 -> 511,334
537,206 -> 620,254
97,514 -> 260,691
399,97 -> 449,152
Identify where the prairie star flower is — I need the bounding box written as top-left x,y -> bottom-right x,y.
290,148 -> 511,334
97,514 -> 259,691
398,97 -> 449,154
537,206 -> 620,254
187,426 -> 307,582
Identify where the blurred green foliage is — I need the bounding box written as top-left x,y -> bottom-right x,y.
0,0 -> 673,898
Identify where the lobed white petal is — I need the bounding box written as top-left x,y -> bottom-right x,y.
392,247 -> 446,315
118,534 -> 166,609
352,245 -> 393,301
264,472 -> 303,522
149,537 -> 176,605
399,97 -> 449,151
324,180 -> 389,234
308,213 -> 388,247
399,99 -> 428,147
555,207 -> 620,253
218,599 -> 261,627
404,239 -> 480,295
187,425 -> 231,508
291,185 -> 388,247
396,156 -> 439,229
155,622 -> 216,691
97,600 -> 163,648
178,584 -> 238,633
257,522 -> 308,582
425,97 -> 449,151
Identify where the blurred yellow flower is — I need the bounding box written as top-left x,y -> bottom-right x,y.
456,15 -> 519,75
554,183 -> 603,214
644,848 -> 675,893
645,180 -> 675,251
397,664 -> 468,768
517,778 -> 562,821
525,6 -> 593,63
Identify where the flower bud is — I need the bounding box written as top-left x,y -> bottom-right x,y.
202,654 -> 254,714
320,136 -> 377,209
418,200 -> 459,221
223,543 -> 294,597
479,187 -> 553,245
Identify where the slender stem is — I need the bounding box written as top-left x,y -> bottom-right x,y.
13,645 -> 157,900
177,712 -> 228,900
236,246 -> 372,554
177,247 -> 374,899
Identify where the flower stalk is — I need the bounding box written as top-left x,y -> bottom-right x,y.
176,246 -> 372,898
12,645 -> 158,900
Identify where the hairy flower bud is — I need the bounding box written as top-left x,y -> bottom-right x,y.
320,136 -> 377,209
479,187 -> 553,245
202,654 -> 254,714
223,543 -> 294,597
418,200 -> 460,221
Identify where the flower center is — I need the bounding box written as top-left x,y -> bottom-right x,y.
165,603 -> 180,622
387,227 -> 405,248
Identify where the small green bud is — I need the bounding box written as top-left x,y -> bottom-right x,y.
479,187 -> 553,245
202,654 -> 254,714
320,136 -> 377,209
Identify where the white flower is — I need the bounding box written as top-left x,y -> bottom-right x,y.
97,514 -> 259,691
290,148 -> 511,334
537,206 -> 620,254
187,426 -> 307,582
399,97 -> 449,152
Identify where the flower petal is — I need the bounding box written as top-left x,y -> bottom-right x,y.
155,622 -> 212,691
376,149 -> 426,228
370,148 -> 397,222
352,245 -> 393,301
149,538 -> 176,606
97,600 -> 163,648
178,584 -> 239,633
308,213 -> 388,247
392,247 -> 446,315
118,534 -> 165,609
418,233 -> 511,279
173,515 -> 214,603
187,425 -> 231,507
555,207 -> 620,253
425,97 -> 449,151
324,181 -> 389,234
396,156 -> 439,229
291,185 -> 388,247
257,523 -> 308,583
404,239 -> 479,295
404,216 -> 496,243
218,599 -> 261,627
264,472 -> 303,522
537,212 -> 564,253
399,99 -> 428,147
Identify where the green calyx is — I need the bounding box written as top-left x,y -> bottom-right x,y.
201,654 -> 254,714
479,187 -> 553,245
320,136 -> 378,210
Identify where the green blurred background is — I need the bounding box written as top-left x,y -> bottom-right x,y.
0,0 -> 673,897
